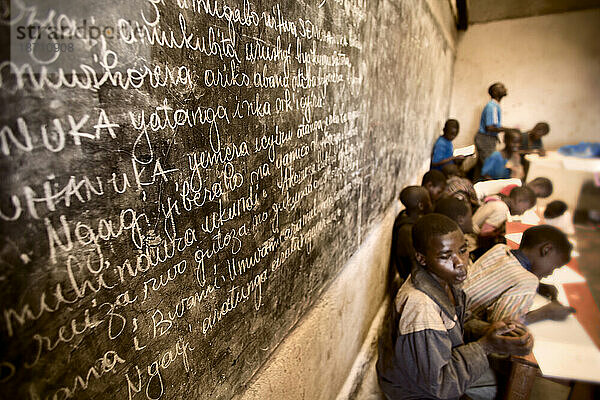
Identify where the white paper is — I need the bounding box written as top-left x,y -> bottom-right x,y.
453,145 -> 475,157
505,232 -> 523,244
533,340 -> 600,383
540,266 -> 586,285
528,292 -> 600,382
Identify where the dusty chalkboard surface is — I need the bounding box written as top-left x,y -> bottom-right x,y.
0,0 -> 452,399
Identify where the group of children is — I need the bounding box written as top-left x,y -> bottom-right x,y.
377,103 -> 576,399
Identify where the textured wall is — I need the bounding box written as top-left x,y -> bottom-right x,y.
450,9 -> 600,149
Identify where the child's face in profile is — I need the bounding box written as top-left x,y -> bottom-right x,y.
457,211 -> 473,234
531,247 -> 571,279
416,229 -> 469,286
512,199 -> 533,216
426,183 -> 445,202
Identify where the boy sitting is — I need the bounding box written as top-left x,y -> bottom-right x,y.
520,122 -> 549,156
463,225 -> 575,329
391,186 -> 432,279
422,169 -> 447,204
543,200 -> 575,235
431,119 -> 463,171
435,196 -> 477,253
499,177 -> 553,199
471,186 -> 536,259
442,163 -> 479,209
473,186 -> 536,238
481,130 -> 524,180
377,214 -> 533,400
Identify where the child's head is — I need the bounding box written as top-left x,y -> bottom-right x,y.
504,129 -> 521,154
520,225 -> 572,279
488,82 -> 507,100
527,177 -> 553,198
442,119 -> 460,141
422,170 -> 447,202
434,197 -> 473,234
441,163 -> 460,178
508,186 -> 536,215
412,214 -> 469,285
400,186 -> 432,214
530,122 -> 550,140
544,200 -> 568,219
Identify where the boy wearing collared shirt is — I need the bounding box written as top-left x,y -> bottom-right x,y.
377,214 -> 532,400
463,225 -> 575,330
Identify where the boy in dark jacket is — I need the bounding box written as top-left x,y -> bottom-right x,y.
377,214 -> 532,400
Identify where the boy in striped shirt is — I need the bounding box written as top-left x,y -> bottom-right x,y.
463,225 -> 575,331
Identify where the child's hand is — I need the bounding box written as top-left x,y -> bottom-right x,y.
538,283 -> 559,301
478,320 -> 533,356
538,301 -> 576,321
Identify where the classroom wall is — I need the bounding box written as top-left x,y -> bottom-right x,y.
238,1 -> 457,398
450,8 -> 600,149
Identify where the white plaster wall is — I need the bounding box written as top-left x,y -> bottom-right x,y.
450,9 -> 600,149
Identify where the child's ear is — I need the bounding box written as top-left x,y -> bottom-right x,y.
540,242 -> 553,257
414,251 -> 427,266
417,200 -> 425,211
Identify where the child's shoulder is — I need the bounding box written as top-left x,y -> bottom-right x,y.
395,279 -> 450,334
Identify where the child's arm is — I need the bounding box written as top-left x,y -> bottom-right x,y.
537,283 -> 558,301
522,300 -> 576,324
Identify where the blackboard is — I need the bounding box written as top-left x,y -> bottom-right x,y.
0,0 -> 453,399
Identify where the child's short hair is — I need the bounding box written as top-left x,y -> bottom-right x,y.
400,186 -> 428,208
422,170 -> 446,188
510,186 -> 536,208
533,122 -> 550,135
488,82 -> 503,97
434,197 -> 470,222
441,163 -> 460,178
544,200 -> 568,219
444,119 -> 459,132
520,225 -> 572,256
528,177 -> 553,198
412,214 -> 461,254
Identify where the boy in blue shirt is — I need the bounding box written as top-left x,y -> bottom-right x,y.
431,119 -> 463,171
481,130 -> 523,180
475,83 -> 518,167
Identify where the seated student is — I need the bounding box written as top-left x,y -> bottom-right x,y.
377,214 -> 533,400
499,177 -> 553,199
471,186 -> 536,259
391,186 -> 432,279
435,196 -> 477,253
543,200 -> 575,235
431,119 -> 464,171
474,178 -> 522,203
442,163 -> 479,209
481,130 -> 524,180
520,122 -> 549,156
473,186 -> 536,238
463,225 -> 575,330
422,169 -> 447,204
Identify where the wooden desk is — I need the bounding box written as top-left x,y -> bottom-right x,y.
503,222 -> 600,399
